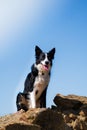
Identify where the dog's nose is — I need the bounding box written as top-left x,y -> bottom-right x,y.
45,61 -> 49,65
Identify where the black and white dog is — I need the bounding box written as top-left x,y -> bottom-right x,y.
16,46 -> 55,111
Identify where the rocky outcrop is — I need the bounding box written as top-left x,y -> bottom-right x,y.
0,108 -> 67,130
53,94 -> 87,130
0,94 -> 87,130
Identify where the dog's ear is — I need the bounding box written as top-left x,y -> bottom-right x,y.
48,48 -> 55,59
35,46 -> 42,57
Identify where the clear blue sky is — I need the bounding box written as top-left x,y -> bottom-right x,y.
0,0 -> 87,116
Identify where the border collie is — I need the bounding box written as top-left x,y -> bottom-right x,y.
16,46 -> 55,111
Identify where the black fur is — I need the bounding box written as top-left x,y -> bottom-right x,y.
16,92 -> 29,111
24,64 -> 38,93
16,45 -> 55,111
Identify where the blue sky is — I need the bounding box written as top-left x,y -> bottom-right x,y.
0,0 -> 87,116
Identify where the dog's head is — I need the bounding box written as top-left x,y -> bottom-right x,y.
35,46 -> 55,72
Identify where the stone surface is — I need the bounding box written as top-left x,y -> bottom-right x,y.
53,94 -> 87,130
0,94 -> 87,130
0,108 -> 66,130
54,94 -> 83,111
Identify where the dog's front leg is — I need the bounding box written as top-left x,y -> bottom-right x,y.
40,87 -> 47,108
29,91 -> 36,108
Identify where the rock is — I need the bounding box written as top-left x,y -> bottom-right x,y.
54,94 -> 83,111
6,124 -> 41,130
53,94 -> 87,130
33,109 -> 66,130
0,93 -> 87,130
0,108 -> 66,130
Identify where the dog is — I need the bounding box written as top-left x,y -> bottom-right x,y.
16,46 -> 55,111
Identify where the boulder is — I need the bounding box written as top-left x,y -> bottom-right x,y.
0,108 -> 67,130
53,94 -> 87,130
0,94 -> 87,130
54,94 -> 83,111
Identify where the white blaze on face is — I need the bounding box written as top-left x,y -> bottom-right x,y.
41,53 -> 51,71
35,53 -> 51,72
41,53 -> 49,65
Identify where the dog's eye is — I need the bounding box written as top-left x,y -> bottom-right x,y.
41,54 -> 45,59
48,55 -> 51,61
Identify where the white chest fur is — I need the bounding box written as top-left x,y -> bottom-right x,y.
29,71 -> 50,108
34,71 -> 50,100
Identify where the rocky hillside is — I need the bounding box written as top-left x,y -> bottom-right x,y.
0,94 -> 87,130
